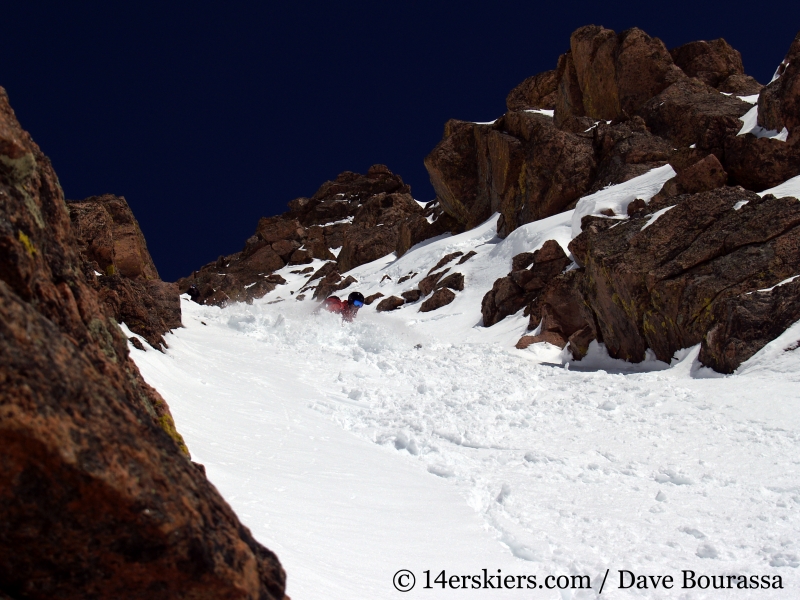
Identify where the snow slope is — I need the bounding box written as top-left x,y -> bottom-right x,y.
130,169 -> 800,598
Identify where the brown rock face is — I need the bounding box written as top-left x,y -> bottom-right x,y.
637,78 -> 751,156
700,278 -> 800,372
651,154 -> 728,204
68,195 -> 180,350
566,26 -> 685,121
423,120 -> 491,229
590,117 -> 673,191
426,25 -> 767,239
506,70 -> 558,111
180,165 -> 423,305
757,30 -> 800,134
568,186 -> 800,370
482,240 -> 571,327
337,192 -> 423,272
0,87 -> 285,599
670,39 -> 746,89
724,135 -> 800,191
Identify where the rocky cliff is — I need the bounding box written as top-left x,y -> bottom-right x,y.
473,26 -> 800,373
68,194 -> 181,350
0,88 -> 286,599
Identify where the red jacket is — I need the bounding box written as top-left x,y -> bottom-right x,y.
323,296 -> 359,322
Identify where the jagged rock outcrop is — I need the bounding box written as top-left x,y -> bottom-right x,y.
181,164 -> 450,305
563,26 -> 686,122
425,111 -> 597,237
481,240 -> 572,327
425,25 -> 774,239
565,186 -> 800,371
68,194 -> 180,350
0,88 -> 286,598
337,191 -> 423,272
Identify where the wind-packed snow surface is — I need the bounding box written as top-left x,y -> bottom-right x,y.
131,169 -> 800,599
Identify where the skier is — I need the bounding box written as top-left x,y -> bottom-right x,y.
322,291 -> 365,322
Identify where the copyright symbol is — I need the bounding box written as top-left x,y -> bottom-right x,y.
393,569 -> 415,592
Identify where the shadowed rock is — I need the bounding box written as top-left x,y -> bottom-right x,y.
506,70 -> 558,111
0,86 -> 286,599
68,195 -> 180,350
757,30 -> 800,135
670,39 -> 747,89
568,186 -> 800,369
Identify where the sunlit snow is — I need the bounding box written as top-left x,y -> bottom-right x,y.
129,170 -> 800,599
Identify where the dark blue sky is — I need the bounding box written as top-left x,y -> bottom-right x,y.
2,1 -> 798,280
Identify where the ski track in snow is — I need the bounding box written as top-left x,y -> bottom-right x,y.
130,168 -> 800,599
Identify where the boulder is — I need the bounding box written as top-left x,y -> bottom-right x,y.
376,296 -> 404,311
506,70 -> 558,111
652,154 -> 728,203
428,251 -> 464,274
495,111 -> 596,235
365,292 -> 384,305
401,289 -> 422,303
424,120 -> 492,228
0,86 -> 286,599
457,250 -> 477,264
256,216 -> 306,244
438,272 -> 465,292
271,238 -> 300,258
716,73 -> 763,96
757,30 -> 800,135
420,287 -> 456,312
670,39 -> 746,89
419,270 -> 448,296
701,278 -> 800,373
516,330 -> 567,349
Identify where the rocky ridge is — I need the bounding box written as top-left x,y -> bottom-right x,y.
179,165 -> 459,306
0,87 -> 286,599
424,25 -> 787,241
